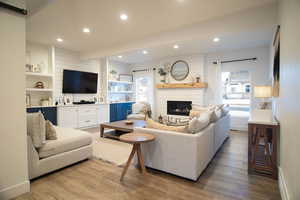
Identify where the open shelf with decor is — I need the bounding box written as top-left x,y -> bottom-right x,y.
26,88 -> 53,92
25,72 -> 53,78
26,42 -> 55,108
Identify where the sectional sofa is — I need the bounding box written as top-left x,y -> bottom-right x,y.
134,113 -> 230,181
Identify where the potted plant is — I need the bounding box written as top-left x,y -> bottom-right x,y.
158,68 -> 167,83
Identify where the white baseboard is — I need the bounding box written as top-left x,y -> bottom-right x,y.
0,180 -> 30,200
279,167 -> 290,200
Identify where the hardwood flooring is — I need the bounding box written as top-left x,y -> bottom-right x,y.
14,131 -> 281,200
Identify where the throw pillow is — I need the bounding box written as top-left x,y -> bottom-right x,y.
187,113 -> 210,133
46,120 -> 57,140
146,118 -> 187,133
189,110 -> 202,118
221,104 -> 230,117
27,112 -> 46,148
210,107 -> 222,122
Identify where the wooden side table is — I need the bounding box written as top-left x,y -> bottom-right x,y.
248,121 -> 279,179
119,132 -> 156,181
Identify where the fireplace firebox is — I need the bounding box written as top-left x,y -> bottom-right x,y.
167,101 -> 192,116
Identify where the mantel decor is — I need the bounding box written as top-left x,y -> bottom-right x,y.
156,82 -> 208,89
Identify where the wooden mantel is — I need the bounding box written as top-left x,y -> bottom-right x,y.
156,82 -> 208,89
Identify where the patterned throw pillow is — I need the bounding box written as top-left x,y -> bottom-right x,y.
146,118 -> 187,133
27,112 -> 46,148
46,120 -> 57,140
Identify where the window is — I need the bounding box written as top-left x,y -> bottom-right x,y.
135,76 -> 152,103
222,71 -> 250,113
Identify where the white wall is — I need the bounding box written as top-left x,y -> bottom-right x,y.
132,54 -> 205,119
204,46 -> 271,110
277,1 -> 300,199
108,60 -> 132,75
54,48 -> 101,102
0,1 -> 30,199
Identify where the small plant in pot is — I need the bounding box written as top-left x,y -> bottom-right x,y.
158,68 -> 167,83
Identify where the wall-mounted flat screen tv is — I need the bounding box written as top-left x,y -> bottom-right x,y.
63,69 -> 98,94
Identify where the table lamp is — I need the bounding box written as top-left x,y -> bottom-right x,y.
254,86 -> 272,109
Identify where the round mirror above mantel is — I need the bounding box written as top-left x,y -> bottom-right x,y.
170,60 -> 189,81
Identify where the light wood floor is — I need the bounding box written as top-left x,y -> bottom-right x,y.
15,131 -> 281,200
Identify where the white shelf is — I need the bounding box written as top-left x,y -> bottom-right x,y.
26,88 -> 53,92
109,91 -> 133,94
26,72 -> 53,78
108,80 -> 133,84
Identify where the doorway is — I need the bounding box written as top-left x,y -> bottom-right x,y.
222,71 -> 250,131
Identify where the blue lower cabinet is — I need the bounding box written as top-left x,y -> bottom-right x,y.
27,107 -> 57,125
110,104 -> 118,122
110,102 -> 133,122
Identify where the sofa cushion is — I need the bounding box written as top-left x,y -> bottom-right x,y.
187,113 -> 210,133
38,127 -> 93,159
27,112 -> 46,148
146,118 -> 187,133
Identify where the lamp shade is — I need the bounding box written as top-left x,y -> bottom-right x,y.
254,86 -> 272,98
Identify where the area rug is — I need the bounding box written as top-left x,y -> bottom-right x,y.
85,127 -> 132,167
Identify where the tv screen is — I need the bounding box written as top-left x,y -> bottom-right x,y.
63,70 -> 98,94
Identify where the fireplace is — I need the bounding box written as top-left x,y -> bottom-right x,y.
167,101 -> 192,116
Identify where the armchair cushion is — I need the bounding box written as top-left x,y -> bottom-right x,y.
132,103 -> 145,114
127,113 -> 145,120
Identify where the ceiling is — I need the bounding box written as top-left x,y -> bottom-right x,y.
26,0 -> 277,58
109,29 -> 273,64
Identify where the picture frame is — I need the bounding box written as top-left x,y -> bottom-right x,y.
63,96 -> 73,105
25,64 -> 33,72
119,74 -> 133,82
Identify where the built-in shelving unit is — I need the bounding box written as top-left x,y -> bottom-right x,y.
109,91 -> 133,94
108,80 -> 133,84
26,42 -> 55,107
107,77 -> 134,102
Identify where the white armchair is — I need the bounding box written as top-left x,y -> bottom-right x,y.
127,102 -> 151,120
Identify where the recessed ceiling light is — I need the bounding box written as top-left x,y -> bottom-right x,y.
213,37 -> 220,42
120,14 -> 128,21
143,50 -> 148,54
83,28 -> 90,33
56,38 -> 63,42
118,55 -> 123,58
173,44 -> 179,49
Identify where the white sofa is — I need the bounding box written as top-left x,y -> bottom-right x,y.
134,114 -> 230,181
27,126 -> 93,179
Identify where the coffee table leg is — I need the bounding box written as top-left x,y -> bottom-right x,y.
136,144 -> 146,174
100,125 -> 104,138
120,144 -> 137,181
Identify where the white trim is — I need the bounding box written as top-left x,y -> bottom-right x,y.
279,167 -> 290,200
0,180 -> 30,200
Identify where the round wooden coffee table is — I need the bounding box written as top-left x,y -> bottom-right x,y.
119,132 -> 156,181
